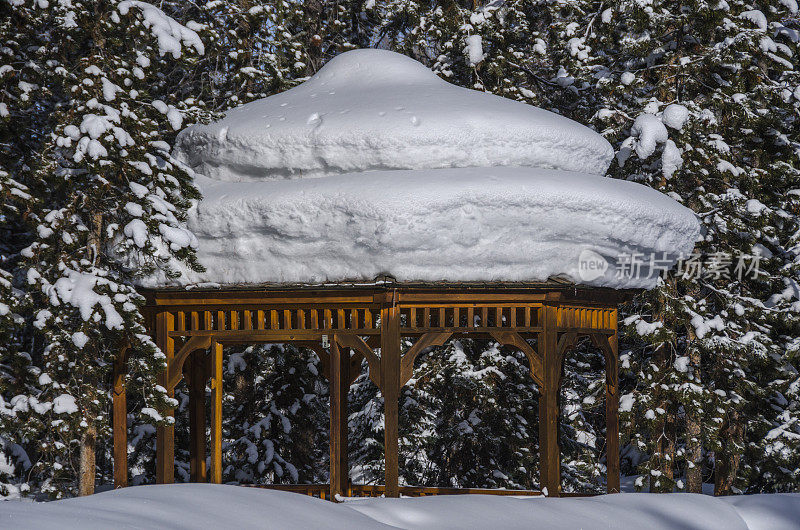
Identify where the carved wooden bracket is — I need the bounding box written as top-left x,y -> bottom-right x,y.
490,330 -> 544,387
167,335 -> 212,391
335,333 -> 382,388
168,335 -> 212,390
400,332 -> 452,386
590,333 -> 618,396
556,331 -> 578,365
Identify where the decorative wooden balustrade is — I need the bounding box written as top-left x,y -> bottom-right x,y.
112,281 -> 633,500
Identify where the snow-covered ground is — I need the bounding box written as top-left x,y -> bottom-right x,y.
1,484 -> 798,530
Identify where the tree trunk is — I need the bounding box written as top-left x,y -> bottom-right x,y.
685,327 -> 703,493
685,406 -> 703,492
649,341 -> 674,493
78,425 -> 96,496
665,411 -> 676,484
715,412 -> 743,496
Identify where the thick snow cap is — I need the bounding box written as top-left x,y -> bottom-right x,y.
175,49 -> 615,180
164,49 -> 700,290
151,168 -> 700,289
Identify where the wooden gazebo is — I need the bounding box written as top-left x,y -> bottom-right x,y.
111,280 -> 630,498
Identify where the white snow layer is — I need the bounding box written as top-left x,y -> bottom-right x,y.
174,49 -> 614,180
163,49 -> 700,289
2,484 -> 799,530
144,167 -> 700,289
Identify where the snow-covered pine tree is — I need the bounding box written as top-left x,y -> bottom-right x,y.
553,0 -> 800,493
347,360 -> 386,485
0,0 -> 53,497
219,344 -> 328,485
175,0 -> 307,110
7,0 -> 206,496
0,136 -> 35,498
402,339 -> 540,490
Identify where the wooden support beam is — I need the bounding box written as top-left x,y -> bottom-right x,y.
156,311 -> 175,484
189,351 -> 208,483
538,305 -> 561,497
329,339 -> 350,500
380,302 -> 401,498
591,331 -> 620,494
400,332 -> 452,386
112,345 -> 128,489
210,340 -> 223,484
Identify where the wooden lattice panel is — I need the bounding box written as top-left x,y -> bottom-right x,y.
398,304 -> 542,333
556,305 -> 616,332
168,306 -> 379,336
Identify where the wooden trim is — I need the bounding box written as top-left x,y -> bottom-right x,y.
247,482 -> 605,498
131,283 -> 628,501
247,483 -> 594,498
170,327 -> 541,339
591,331 -> 620,494
189,351 -> 207,483
557,331 -> 579,366
144,283 -> 635,308
348,351 -> 363,386
538,305 -> 560,497
329,340 -> 349,500
168,329 -> 380,339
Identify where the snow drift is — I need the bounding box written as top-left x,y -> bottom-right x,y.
2,484 -> 799,530
163,49 -> 700,289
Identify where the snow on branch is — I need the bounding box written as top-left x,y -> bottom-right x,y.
117,1 -> 205,58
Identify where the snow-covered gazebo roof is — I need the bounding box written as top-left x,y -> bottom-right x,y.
132,51 -> 702,498
161,49 -> 699,289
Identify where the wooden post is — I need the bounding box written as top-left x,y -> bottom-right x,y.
210,340 -> 223,484
329,338 -> 350,500
605,328 -> 620,494
156,311 -> 175,484
381,300 -> 401,498
538,304 -> 561,497
189,351 -> 208,483
112,347 -> 128,488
